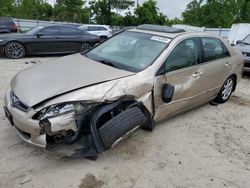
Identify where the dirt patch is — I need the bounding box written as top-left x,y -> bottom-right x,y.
229,95 -> 250,106
79,173 -> 104,188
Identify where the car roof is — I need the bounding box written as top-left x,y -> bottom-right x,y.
80,24 -> 110,27
129,24 -> 220,39
40,24 -> 82,29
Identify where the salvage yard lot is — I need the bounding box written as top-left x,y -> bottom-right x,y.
0,56 -> 250,188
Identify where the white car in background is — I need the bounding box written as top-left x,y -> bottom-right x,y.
79,24 -> 113,41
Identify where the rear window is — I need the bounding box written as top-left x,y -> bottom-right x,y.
0,18 -> 14,25
201,38 -> 230,62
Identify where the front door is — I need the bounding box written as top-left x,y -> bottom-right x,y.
154,38 -> 209,121
27,26 -> 59,54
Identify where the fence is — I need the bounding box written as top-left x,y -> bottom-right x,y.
13,18 -> 81,32
13,18 -> 231,38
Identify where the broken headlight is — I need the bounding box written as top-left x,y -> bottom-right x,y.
34,103 -> 94,120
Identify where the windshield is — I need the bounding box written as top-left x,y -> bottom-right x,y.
243,35 -> 250,44
86,31 -> 170,72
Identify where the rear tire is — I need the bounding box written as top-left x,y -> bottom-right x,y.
5,42 -> 25,59
214,76 -> 235,103
100,36 -> 108,42
98,107 -> 147,149
80,43 -> 91,55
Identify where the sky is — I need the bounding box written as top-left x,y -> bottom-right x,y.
47,0 -> 193,19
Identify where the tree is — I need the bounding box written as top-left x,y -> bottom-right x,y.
182,0 -> 250,28
54,0 -> 88,22
89,0 -> 134,24
0,0 -> 15,16
134,0 -> 167,25
236,0 -> 250,23
182,0 -> 204,26
123,11 -> 138,26
13,0 -> 53,20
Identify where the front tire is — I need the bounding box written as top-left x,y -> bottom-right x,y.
214,76 -> 235,103
5,42 -> 25,59
98,107 -> 147,149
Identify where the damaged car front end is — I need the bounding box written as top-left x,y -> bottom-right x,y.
4,89 -> 153,159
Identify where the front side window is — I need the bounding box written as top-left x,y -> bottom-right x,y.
40,27 -> 58,36
86,31 -> 170,72
202,38 -> 230,62
164,38 -> 199,73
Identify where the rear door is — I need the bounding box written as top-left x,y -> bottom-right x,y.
197,37 -> 232,98
57,26 -> 83,53
154,38 -> 210,120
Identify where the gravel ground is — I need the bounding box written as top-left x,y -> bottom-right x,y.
0,56 -> 250,188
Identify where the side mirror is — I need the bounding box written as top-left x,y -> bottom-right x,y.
162,83 -> 175,103
36,32 -> 43,38
236,40 -> 242,44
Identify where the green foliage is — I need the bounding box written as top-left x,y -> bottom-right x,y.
89,0 -> 134,24
13,0 -> 53,20
0,0 -> 15,16
54,0 -> 88,22
182,0 -> 250,27
134,0 -> 167,25
4,0 -> 250,28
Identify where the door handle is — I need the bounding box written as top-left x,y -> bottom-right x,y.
225,62 -> 231,67
192,71 -> 203,78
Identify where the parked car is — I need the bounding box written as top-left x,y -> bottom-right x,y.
0,17 -> 18,33
79,24 -> 113,40
0,25 -> 100,59
234,34 -> 250,73
3,24 -> 243,159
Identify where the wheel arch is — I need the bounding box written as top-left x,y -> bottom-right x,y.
230,74 -> 237,92
4,40 -> 27,56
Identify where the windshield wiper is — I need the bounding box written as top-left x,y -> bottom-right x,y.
98,60 -> 118,68
243,41 -> 250,45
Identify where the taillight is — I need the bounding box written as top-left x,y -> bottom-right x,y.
11,24 -> 17,32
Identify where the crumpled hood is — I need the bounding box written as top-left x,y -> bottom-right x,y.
10,54 -> 134,107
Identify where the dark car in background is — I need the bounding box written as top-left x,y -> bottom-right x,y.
0,25 -> 100,59
0,17 -> 18,34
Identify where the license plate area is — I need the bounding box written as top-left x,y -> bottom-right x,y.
3,106 -> 14,126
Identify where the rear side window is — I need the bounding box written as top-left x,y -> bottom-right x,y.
164,38 -> 199,72
88,26 -> 107,31
88,26 -> 98,31
201,38 -> 230,62
59,27 -> 82,35
98,27 -> 107,31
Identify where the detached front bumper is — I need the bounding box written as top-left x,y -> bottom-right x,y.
4,93 -> 46,147
3,92 -> 105,159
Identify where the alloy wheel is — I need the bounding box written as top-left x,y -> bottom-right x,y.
221,78 -> 233,100
6,42 -> 25,59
